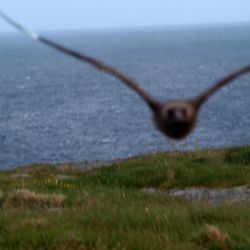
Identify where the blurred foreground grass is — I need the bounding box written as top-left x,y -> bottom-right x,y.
0,146 -> 250,249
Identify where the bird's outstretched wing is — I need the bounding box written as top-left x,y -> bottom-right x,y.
195,65 -> 250,107
0,10 -> 160,111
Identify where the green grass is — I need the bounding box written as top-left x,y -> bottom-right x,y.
0,146 -> 250,249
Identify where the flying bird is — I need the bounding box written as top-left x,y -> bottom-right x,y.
1,10 -> 250,140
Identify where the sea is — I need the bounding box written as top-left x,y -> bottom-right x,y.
0,24 -> 250,169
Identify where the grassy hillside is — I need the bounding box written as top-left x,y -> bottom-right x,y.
0,146 -> 250,250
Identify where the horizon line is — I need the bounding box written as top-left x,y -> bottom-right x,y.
1,20 -> 250,35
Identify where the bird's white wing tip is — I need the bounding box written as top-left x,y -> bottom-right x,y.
0,9 -> 39,41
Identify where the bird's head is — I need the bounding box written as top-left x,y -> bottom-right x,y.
153,100 -> 198,139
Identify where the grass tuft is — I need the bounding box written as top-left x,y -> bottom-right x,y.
51,233 -> 88,250
194,224 -> 230,250
2,189 -> 65,209
224,146 -> 250,164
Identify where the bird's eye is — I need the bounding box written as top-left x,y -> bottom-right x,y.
182,109 -> 187,117
167,108 -> 175,118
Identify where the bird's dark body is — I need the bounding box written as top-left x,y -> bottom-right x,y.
155,117 -> 196,139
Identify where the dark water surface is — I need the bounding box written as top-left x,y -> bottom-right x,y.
0,25 -> 250,168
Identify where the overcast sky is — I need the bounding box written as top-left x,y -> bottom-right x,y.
1,0 -> 250,32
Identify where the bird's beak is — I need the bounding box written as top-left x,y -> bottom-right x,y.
166,109 -> 185,123
174,110 -> 184,121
